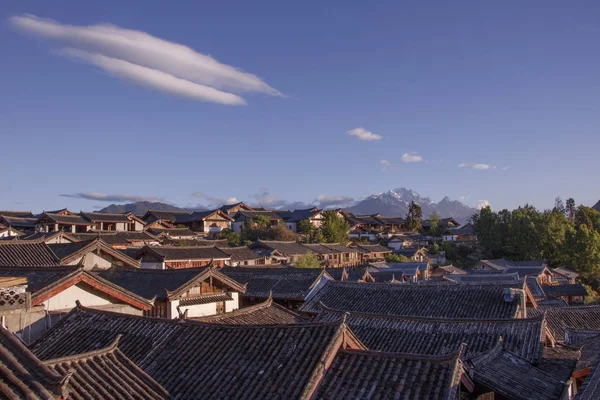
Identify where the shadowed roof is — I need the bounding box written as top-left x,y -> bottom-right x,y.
31,305 -> 358,399
315,307 -> 546,362
301,280 -> 524,319
316,348 -> 463,400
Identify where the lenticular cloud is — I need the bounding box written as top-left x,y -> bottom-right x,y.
11,14 -> 282,105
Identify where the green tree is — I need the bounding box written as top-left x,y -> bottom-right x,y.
428,211 -> 441,236
566,198 -> 576,221
295,252 -> 321,268
385,253 -> 409,263
267,223 -> 298,241
472,206 -> 502,258
539,209 -> 573,267
554,196 -> 566,215
566,224 -> 600,276
321,210 -> 350,244
583,283 -> 599,305
217,228 -> 241,246
575,206 -> 600,232
404,201 -> 423,232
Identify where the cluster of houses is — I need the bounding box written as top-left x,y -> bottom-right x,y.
0,204 -> 598,399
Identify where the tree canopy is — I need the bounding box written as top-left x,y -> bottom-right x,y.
472,202 -> 600,279
321,210 -> 350,244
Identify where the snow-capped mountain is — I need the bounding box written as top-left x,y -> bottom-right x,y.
345,187 -> 478,223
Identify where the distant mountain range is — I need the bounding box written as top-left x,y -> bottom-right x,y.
99,201 -> 186,215
345,188 -> 478,223
98,187 -> 478,223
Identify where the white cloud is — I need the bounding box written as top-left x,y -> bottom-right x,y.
473,164 -> 491,170
380,160 -> 391,166
191,192 -> 240,206
315,194 -> 355,208
401,152 -> 423,163
459,195 -> 471,201
61,48 -> 246,105
10,14 -> 281,104
476,200 -> 491,209
60,192 -> 160,202
347,127 -> 382,141
501,166 -> 509,170
458,163 -> 495,170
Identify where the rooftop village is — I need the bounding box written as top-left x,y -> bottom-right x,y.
0,203 -> 599,399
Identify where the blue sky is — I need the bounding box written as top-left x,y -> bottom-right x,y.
1,1 -> 599,213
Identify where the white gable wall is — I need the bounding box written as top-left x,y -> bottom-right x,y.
43,283 -> 112,311
168,292 -> 239,319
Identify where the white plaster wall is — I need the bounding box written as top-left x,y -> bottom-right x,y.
141,261 -> 164,270
83,253 -> 113,270
226,292 -> 239,312
232,221 -> 243,234
43,284 -> 112,311
116,222 -> 127,231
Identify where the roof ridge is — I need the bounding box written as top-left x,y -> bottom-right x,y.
43,334 -> 122,365
341,347 -> 463,363
319,304 -> 546,324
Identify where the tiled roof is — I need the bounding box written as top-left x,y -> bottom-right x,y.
0,266 -> 152,309
44,335 -> 169,399
346,267 -> 371,282
217,246 -> 263,261
0,216 -> 37,228
322,243 -> 357,253
576,352 -> 600,399
31,305 -> 355,399
178,293 -> 232,306
302,243 -> 339,254
48,240 -> 95,260
80,212 -> 132,223
220,267 -> 327,300
38,212 -> 91,225
47,238 -> 141,267
0,327 -> 66,399
315,308 -> 545,362
315,349 -> 463,400
284,208 -> 321,223
0,241 -> 60,267
98,266 -> 210,300
529,306 -> 600,342
142,210 -> 190,223
138,245 -> 231,261
445,272 -> 520,284
542,283 -> 588,298
467,340 -> 568,400
147,228 -> 198,237
526,276 -> 545,298
98,266 -> 245,301
254,240 -> 314,256
369,261 -> 429,271
537,299 -> 569,308
552,267 -> 579,279
192,297 -> 306,324
0,211 -> 33,218
64,232 -> 131,246
324,267 -> 346,281
353,244 -> 392,253
369,270 -> 407,282
0,266 -> 76,292
300,281 -> 523,319
232,210 -> 284,221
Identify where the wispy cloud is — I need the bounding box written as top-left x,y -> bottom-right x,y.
10,14 -> 281,104
347,127 -> 382,141
476,200 -> 491,209
60,192 -> 160,202
401,152 -> 423,163
249,187 -> 310,210
458,163 -> 495,170
314,194 -> 356,208
459,195 -> 471,201
60,48 -> 246,105
191,192 -> 240,207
